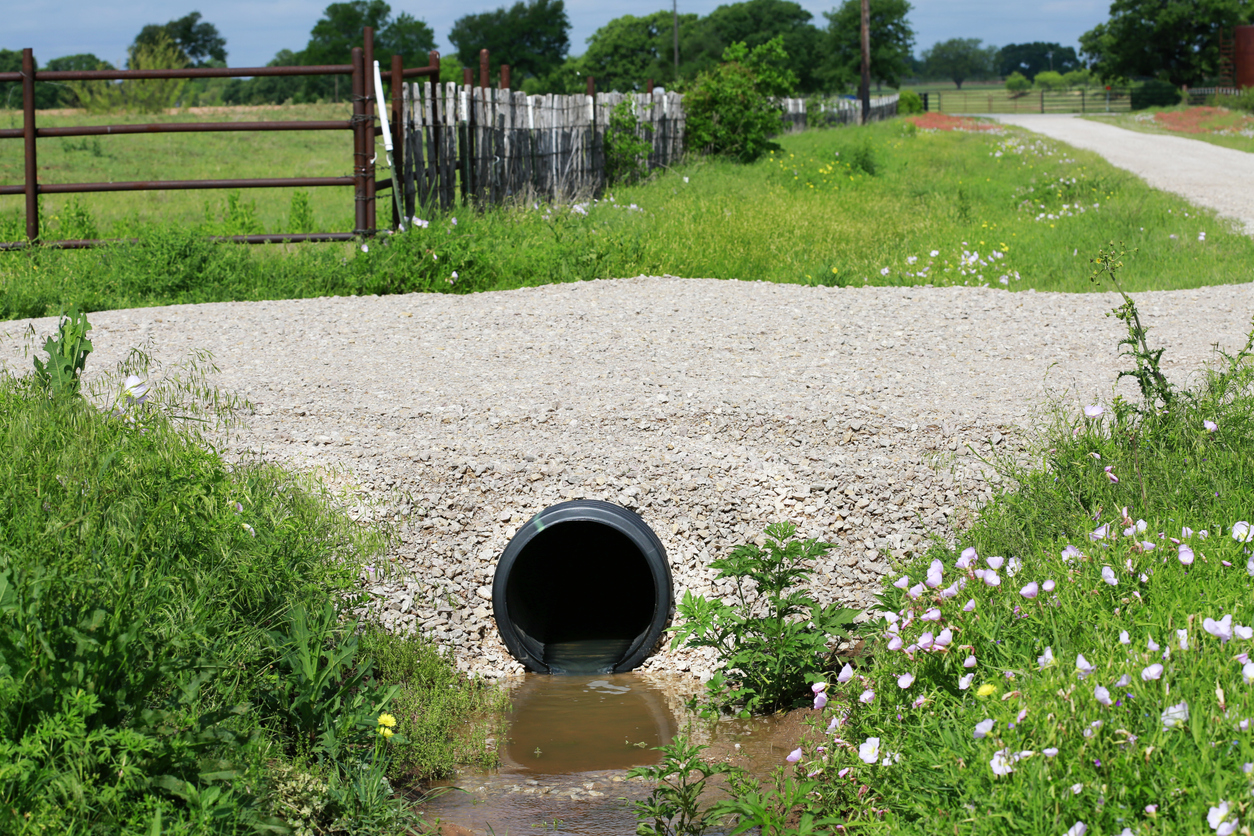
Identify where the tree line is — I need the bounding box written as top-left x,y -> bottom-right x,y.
2,0 -> 1249,111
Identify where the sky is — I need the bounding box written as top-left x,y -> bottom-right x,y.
7,0 -> 1112,69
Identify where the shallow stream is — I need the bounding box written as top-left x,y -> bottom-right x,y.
420,672 -> 817,835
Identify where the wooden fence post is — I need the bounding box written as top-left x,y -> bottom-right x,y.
479,49 -> 489,90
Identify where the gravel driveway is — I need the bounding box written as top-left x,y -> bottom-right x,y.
5,277 -> 1252,678
993,114 -> 1254,235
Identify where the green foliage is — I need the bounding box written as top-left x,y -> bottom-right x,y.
566,11 -> 699,93
1033,70 -> 1066,91
1131,78 -> 1184,110
202,191 -> 263,236
717,768 -> 841,835
629,735 -> 741,836
684,37 -> 793,163
133,11 -> 228,66
995,42 -> 1079,81
1080,0 -> 1247,86
1215,87 -> 1254,114
449,0 -> 570,85
897,89 -> 923,114
820,0 -> 916,92
921,37 -> 998,89
670,522 -> 857,716
289,190 -> 316,234
680,0 -> 824,94
299,1 -> 436,100
1004,71 -> 1031,94
605,99 -> 654,185
66,33 -> 189,114
31,308 -> 92,397
1063,68 -> 1094,88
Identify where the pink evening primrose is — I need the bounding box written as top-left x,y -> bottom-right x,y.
1065,823 -> 1087,836
935,628 -> 954,648
1084,404 -> 1103,419
1102,566 -> 1118,586
859,689 -> 875,704
989,748 -> 1016,776
1095,685 -> 1113,706
986,556 -> 1005,571
963,599 -> 976,612
974,719 -> 995,739
1021,582 -> 1039,599
897,673 -> 915,689
1062,544 -> 1082,562
1043,747 -> 1059,757
1208,801 -> 1238,836
959,672 -> 975,690
908,583 -> 925,599
893,575 -> 910,589
1038,647 -> 1056,669
922,608 -> 942,622
956,549 -> 976,570
1076,654 -> 1095,679
887,635 -> 904,651
786,748 -> 803,763
858,737 -> 881,764
1177,629 -> 1189,651
983,572 -> 1001,587
1179,544 -> 1195,565
1205,420 -> 1218,432
1233,522 -> 1253,543
1234,624 -> 1253,640
964,654 -> 977,668
1091,525 -> 1111,542
838,664 -> 854,684
812,682 -> 828,694
1142,663 -> 1164,681
926,560 -> 944,588
1161,701 -> 1189,729
1204,615 -> 1234,644
814,691 -> 829,710
1043,580 -> 1056,593
1243,662 -> 1254,685
1105,466 -> 1119,483
1120,630 -> 1131,644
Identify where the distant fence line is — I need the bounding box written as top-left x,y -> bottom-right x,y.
400,86 -> 899,210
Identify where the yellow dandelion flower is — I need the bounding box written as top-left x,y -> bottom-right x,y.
977,683 -> 997,697
377,713 -> 397,728
378,727 -> 394,738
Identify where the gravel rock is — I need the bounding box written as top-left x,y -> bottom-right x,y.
5,277 -> 1251,677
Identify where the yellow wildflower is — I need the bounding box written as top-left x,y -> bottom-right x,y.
377,713 -> 397,728
977,683 -> 997,697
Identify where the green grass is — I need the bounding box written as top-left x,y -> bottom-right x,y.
745,275 -> 1254,834
1082,105 -> 1254,155
0,327 -> 507,834
3,115 -> 1253,321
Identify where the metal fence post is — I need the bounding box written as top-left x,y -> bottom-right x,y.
479,49 -> 489,90
500,64 -> 510,90
352,46 -> 366,236
363,28 -> 376,235
22,49 -> 38,242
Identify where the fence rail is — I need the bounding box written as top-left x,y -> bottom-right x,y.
1,28 -> 439,250
925,88 -> 1133,114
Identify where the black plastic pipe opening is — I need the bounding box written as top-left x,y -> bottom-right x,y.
492,500 -> 673,674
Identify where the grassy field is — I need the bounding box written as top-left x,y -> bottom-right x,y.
1083,105 -> 1254,155
900,80 -> 1128,115
2,110 -> 1254,321
0,104 -> 360,236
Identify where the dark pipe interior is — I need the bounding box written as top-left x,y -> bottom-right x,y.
504,521 -> 655,673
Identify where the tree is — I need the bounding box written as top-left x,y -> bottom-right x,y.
1079,0 -> 1248,86
922,37 -> 996,88
1004,71 -> 1031,94
996,42 -> 1078,81
45,54 -> 115,107
571,10 -> 700,92
299,2 -> 436,99
134,11 -> 227,66
448,0 -> 570,84
685,37 -> 795,162
1034,70 -> 1066,90
820,0 -> 915,92
224,50 -> 306,104
680,0 -> 823,92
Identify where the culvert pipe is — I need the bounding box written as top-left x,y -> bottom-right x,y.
492,500 -> 672,674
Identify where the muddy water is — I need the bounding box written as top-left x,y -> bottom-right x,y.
421,673 -> 818,835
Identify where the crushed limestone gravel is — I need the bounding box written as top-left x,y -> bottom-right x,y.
4,277 -> 1252,679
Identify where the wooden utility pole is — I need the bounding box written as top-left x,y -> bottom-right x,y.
860,0 -> 870,124
673,0 -> 680,84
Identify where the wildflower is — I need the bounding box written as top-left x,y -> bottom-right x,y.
1006,557 -> 1021,577
887,635 -> 903,651
941,582 -> 962,599
242,523 -> 256,537
838,663 -> 854,684
918,631 -> 934,650
956,547 -> 977,569
989,748 -> 1015,776
986,556 -> 1005,571
1116,674 -> 1131,687
859,689 -> 875,703
1076,654 -> 1095,679
812,682 -> 828,694
1161,701 -> 1189,729
787,748 -> 803,763
1091,525 -> 1110,542
1105,466 -> 1119,483
361,244 -> 369,253
974,719 -> 995,739
122,374 -> 149,405
1043,579 -> 1056,593
1208,800 -> 1238,836
1235,624 -> 1253,640
1204,615 -> 1233,644
977,683 -> 997,697
1205,420 -> 1218,432
1084,404 -> 1104,419
1233,521 -> 1253,543
377,713 -> 397,737
984,572 -> 1001,587
827,716 -> 842,733
1084,720 -> 1103,737
964,655 -> 977,668
959,673 -> 975,690
1038,647 -> 1056,669
1179,544 -> 1195,565
1243,662 -> 1254,684
1065,822 -> 1087,836
893,575 -> 910,589
1021,582 -> 1039,599
1071,783 -> 1084,795
1119,630 -> 1130,645
814,691 -> 829,710
880,267 -> 890,276
930,249 -> 939,257
1095,685 -> 1113,706
1148,635 -> 1160,651
1142,663 -> 1164,681
1101,566 -> 1118,586
1043,747 -> 1059,757
1178,629 -> 1190,650
926,559 -> 944,588
684,176 -> 689,183
908,583 -> 925,599
1062,544 -> 1082,561
451,217 -> 458,225
912,695 -> 927,708
935,628 -> 954,648
858,737 -> 881,764
963,599 -> 976,612
922,608 -> 941,622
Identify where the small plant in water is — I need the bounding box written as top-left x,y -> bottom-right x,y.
629,735 -> 740,836
670,522 -> 857,716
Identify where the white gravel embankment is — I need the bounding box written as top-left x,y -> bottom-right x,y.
993,114 -> 1254,235
4,278 -> 1252,679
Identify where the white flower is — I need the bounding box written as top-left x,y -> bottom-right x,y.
1095,685 -> 1112,706
898,672 -> 915,689
959,672 -> 975,690
1233,522 -> 1253,543
1208,800 -> 1238,835
1075,654 -> 1094,679
1064,823 -> 1087,836
1161,701 -> 1189,730
1038,646 -> 1056,669
122,374 -> 149,404
974,718 -> 995,739
858,737 -> 881,764
989,748 -> 1015,776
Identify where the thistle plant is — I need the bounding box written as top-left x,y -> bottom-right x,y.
31,308 -> 92,398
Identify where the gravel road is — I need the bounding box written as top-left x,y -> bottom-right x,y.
993,114 -> 1254,235
5,277 -> 1252,678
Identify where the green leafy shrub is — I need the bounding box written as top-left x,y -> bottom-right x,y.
669,522 -> 858,716
1004,71 -> 1031,95
897,89 -> 924,114
683,36 -> 797,163
1215,87 -> 1254,114
1033,70 -> 1066,91
1131,78 -> 1182,109
605,99 -> 654,186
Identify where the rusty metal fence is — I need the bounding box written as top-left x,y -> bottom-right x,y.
0,28 -> 438,250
